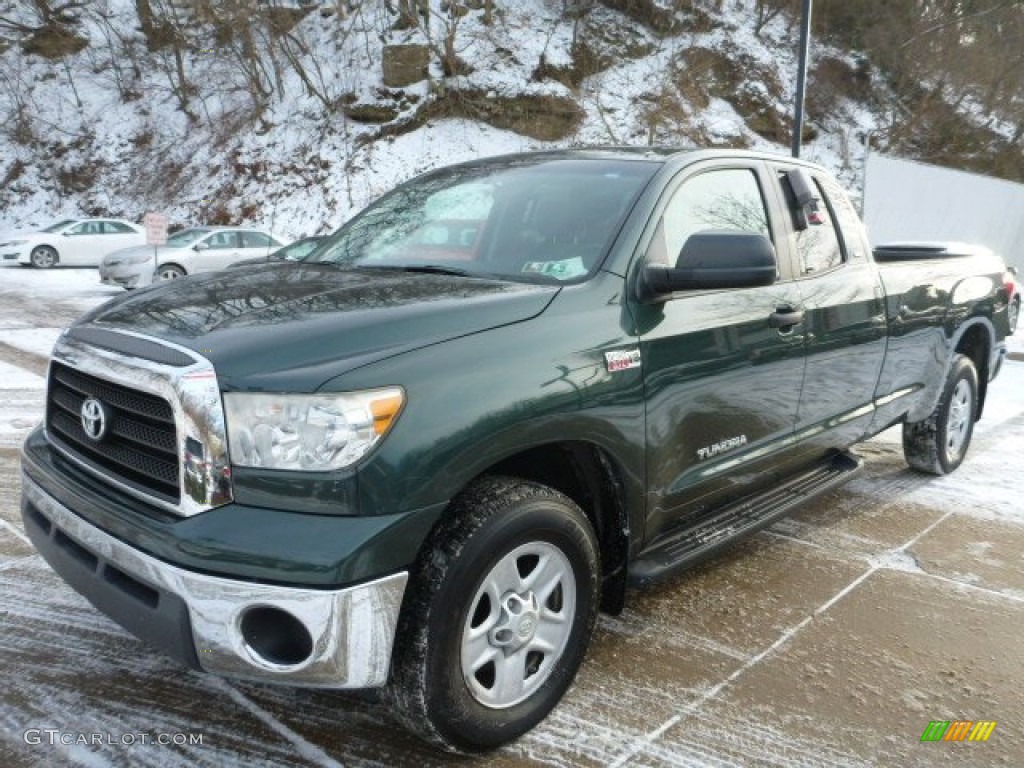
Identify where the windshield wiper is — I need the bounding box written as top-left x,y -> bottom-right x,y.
400,264 -> 471,276
355,264 -> 472,277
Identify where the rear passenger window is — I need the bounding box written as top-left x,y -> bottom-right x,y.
651,169 -> 771,266
241,232 -> 272,248
103,221 -> 135,234
783,175 -> 844,275
816,175 -> 866,261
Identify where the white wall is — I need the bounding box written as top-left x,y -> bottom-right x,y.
863,154 -> 1024,272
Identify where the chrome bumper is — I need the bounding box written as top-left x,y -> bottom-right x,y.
23,475 -> 408,688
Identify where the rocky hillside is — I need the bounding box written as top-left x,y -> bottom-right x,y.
0,0 -> 1020,237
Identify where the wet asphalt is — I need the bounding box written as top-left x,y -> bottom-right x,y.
1,269 -> 1021,767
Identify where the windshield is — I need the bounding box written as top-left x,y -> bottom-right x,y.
310,158 -> 658,283
273,237 -> 322,261
166,228 -> 211,247
41,219 -> 77,233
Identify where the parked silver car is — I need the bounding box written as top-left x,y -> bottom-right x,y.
100,226 -> 286,289
227,235 -> 325,269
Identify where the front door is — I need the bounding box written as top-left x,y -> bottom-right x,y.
199,231 -> 242,271
62,221 -> 107,265
633,162 -> 808,544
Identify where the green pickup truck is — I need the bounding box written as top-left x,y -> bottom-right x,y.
21,149 -> 1013,751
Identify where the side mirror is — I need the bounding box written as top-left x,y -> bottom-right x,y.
639,230 -> 777,301
193,242 -> 209,251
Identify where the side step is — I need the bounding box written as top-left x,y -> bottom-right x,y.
628,451 -> 863,587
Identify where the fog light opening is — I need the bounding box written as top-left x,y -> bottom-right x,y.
239,606 -> 314,668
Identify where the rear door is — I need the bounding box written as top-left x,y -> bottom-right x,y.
632,160 -> 808,544
100,220 -> 144,255
238,230 -> 277,261
769,165 -> 888,456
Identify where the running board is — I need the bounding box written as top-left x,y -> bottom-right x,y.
628,451 -> 863,587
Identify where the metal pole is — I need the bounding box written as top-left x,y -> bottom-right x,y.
792,0 -> 813,158
859,130 -> 874,217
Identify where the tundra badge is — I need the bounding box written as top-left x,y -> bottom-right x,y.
697,435 -> 748,461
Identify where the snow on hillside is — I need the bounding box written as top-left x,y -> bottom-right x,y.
0,0 -> 878,239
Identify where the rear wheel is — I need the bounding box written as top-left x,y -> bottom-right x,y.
389,476 -> 600,752
156,264 -> 186,281
903,354 -> 978,475
30,246 -> 58,268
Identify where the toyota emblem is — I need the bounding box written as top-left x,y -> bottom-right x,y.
80,397 -> 108,441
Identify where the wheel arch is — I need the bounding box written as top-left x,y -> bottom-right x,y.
434,441 -> 631,615
906,317 -> 994,423
952,320 -> 992,420
157,262 -> 188,276
31,243 -> 60,264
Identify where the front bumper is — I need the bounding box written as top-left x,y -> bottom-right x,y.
100,274 -> 141,288
22,473 -> 408,688
99,261 -> 147,287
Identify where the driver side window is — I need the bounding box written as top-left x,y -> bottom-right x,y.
649,169 -> 771,266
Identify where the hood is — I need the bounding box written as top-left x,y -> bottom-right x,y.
0,229 -> 43,243
75,263 -> 559,391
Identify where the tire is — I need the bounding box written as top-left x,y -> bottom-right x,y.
1010,297 -> 1020,335
389,476 -> 600,752
30,246 -> 58,268
156,264 -> 186,281
903,353 -> 978,475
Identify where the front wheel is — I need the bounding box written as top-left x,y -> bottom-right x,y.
30,246 -> 58,268
389,476 -> 600,752
903,353 -> 978,475
156,264 -> 186,281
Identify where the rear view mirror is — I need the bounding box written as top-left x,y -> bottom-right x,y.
639,230 -> 777,301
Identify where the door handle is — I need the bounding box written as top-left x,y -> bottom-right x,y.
769,308 -> 805,329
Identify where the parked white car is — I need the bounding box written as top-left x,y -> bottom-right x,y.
99,226 -> 287,289
0,218 -> 146,268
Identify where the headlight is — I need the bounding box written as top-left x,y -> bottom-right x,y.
0,239 -> 27,247
224,388 -> 404,471
114,252 -> 152,265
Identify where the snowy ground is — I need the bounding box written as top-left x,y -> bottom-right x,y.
1007,330 -> 1024,359
1,270 -> 1022,766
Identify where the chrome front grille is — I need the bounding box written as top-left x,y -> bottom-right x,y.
47,362 -> 180,502
45,328 -> 232,517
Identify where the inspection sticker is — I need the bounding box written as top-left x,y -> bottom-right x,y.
604,348 -> 641,372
